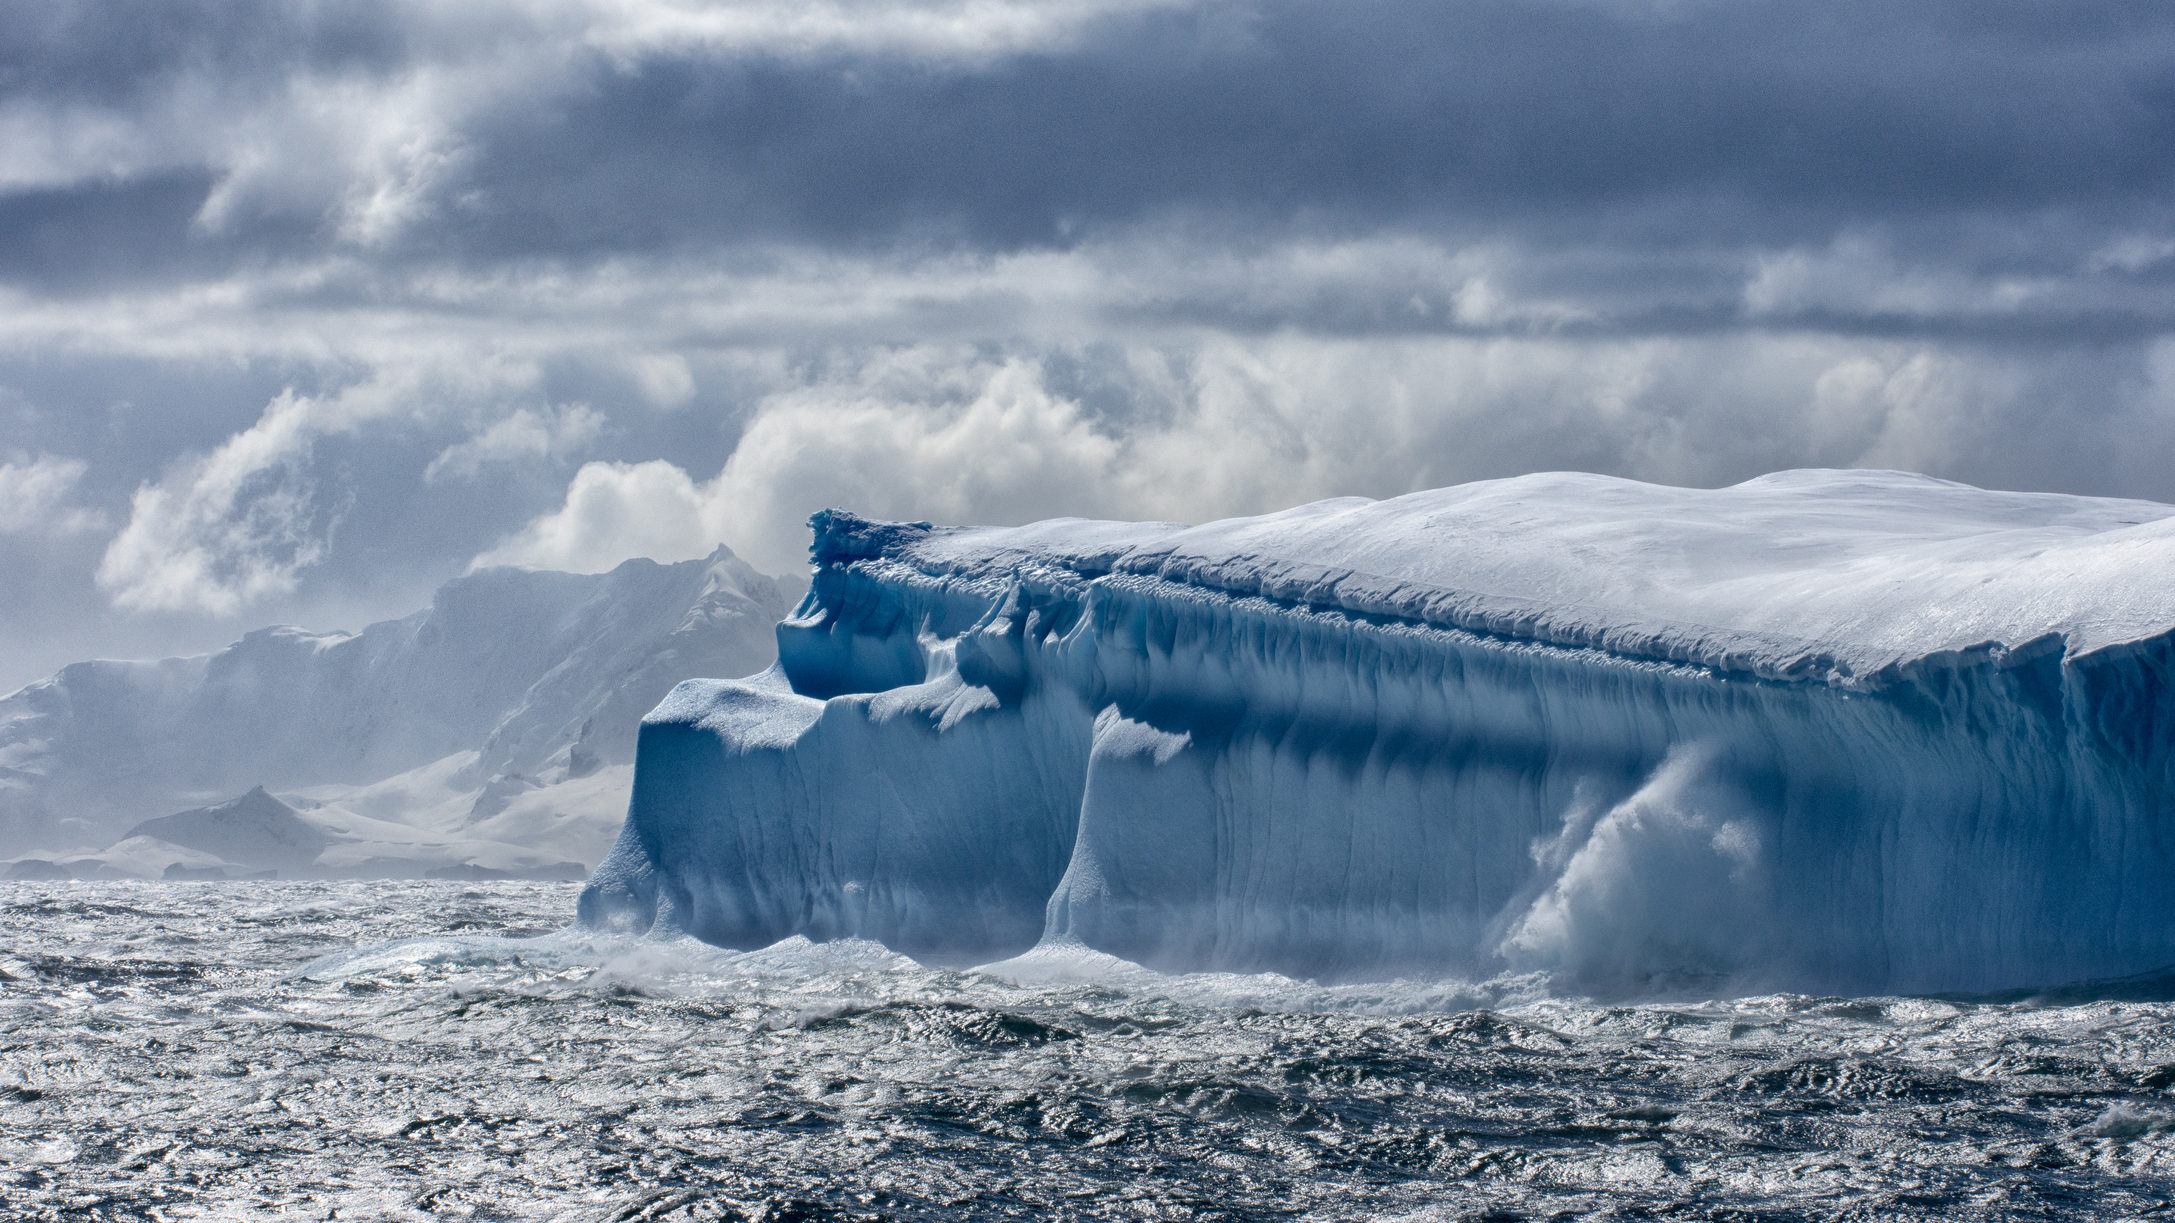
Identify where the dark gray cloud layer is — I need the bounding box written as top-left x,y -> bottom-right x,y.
13,3 -> 2175,273
534,6 -> 2168,243
2,0 -> 2173,686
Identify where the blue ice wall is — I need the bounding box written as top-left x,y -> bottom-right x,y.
581,485 -> 2175,996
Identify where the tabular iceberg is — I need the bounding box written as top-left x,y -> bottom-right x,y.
580,471 -> 2175,996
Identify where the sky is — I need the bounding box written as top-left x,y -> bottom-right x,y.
3,0 -> 2174,690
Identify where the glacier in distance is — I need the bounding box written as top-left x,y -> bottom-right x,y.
580,470 -> 2175,998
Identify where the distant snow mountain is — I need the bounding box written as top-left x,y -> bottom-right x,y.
0,546 -> 793,879
126,786 -> 328,874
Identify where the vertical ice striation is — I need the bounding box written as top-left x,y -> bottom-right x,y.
580,472 -> 2175,996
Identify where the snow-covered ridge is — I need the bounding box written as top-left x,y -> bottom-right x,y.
581,472 -> 2175,996
0,547 -> 791,877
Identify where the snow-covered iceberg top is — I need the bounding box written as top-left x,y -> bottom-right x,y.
825,469 -> 2175,681
585,470 -> 2175,997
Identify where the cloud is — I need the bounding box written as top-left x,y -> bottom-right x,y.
94,392 -> 345,615
91,364 -> 534,614
424,403 -> 604,482
474,350 -> 1171,574
6,0 -> 2175,681
580,0 -> 1194,62
0,0 -> 1201,260
472,458 -> 719,574
0,454 -> 103,534
10,0 -> 2175,269
477,330 -> 2175,579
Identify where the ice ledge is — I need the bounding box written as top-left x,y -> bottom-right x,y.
836,469 -> 2175,684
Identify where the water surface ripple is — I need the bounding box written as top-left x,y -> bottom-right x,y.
3,881 -> 2173,1220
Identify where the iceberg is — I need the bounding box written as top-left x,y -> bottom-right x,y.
580,471 -> 2175,996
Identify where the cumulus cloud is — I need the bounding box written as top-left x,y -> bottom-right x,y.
0,454 -> 103,535
476,330 -> 2165,579
474,354 -> 1140,574
472,458 -> 719,574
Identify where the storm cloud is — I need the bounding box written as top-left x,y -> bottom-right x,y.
4,0 -> 2173,685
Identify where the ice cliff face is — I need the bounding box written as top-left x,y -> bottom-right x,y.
0,547 -> 791,871
580,472 -> 2175,996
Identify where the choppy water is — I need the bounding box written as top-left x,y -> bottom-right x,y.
3,882 -> 2174,1220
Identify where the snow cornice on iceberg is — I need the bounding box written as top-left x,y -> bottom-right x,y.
820,469 -> 2175,685
583,471 -> 2175,996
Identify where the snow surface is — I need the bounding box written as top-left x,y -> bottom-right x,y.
0,547 -> 791,878
124,786 -> 327,872
879,469 -> 2175,679
583,470 -> 2175,996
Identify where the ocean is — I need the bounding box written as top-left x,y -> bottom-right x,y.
4,880 -> 2172,1220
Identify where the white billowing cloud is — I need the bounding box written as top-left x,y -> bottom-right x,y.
0,454 -> 103,535
0,33 -> 484,245
476,351 -> 1154,574
95,392 -> 338,615
708,353 -> 1135,548
93,364 -> 537,614
425,403 -> 604,482
472,458 -> 722,573
1849,351 -> 2045,481
479,332 -> 2022,579
190,38 -> 504,247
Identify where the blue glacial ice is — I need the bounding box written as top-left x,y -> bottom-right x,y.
580,470 -> 2175,997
